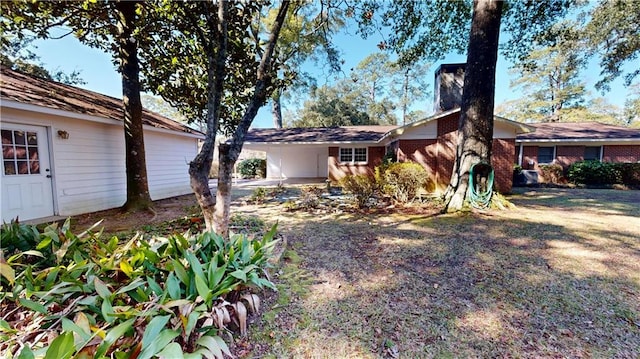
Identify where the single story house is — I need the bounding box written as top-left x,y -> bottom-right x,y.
1,67 -> 203,223
243,63 -> 640,193
243,110 -> 533,194
244,64 -> 532,193
515,122 -> 640,170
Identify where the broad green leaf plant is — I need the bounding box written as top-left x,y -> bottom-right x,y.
0,219 -> 279,358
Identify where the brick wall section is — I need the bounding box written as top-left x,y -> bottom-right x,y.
491,139 -> 515,193
395,112 -> 515,193
328,146 -> 385,181
436,132 -> 458,191
603,145 -> 640,163
521,146 -> 538,170
556,146 -> 584,169
330,110 -> 522,193
437,113 -> 459,136
433,113 -> 460,191
397,139 -> 438,177
520,144 -> 640,170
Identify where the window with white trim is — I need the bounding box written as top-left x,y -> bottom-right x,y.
584,146 -> 601,161
2,129 -> 40,175
339,147 -> 368,163
537,146 -> 555,164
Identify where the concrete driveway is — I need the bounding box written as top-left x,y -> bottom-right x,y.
208,177 -> 327,190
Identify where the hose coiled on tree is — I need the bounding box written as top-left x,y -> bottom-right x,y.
467,162 -> 494,209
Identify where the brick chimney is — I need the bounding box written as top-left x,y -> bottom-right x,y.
434,63 -> 465,113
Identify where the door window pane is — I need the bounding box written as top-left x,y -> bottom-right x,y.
27,132 -> 37,145
3,145 -> 13,159
1,128 -> 41,175
1,130 -> 12,144
14,131 -> 25,145
17,161 -> 29,174
15,146 -> 27,159
4,161 -> 16,175
30,160 -> 40,174
28,147 -> 38,161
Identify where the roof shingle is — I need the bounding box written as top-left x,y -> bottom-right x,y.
1,66 -> 201,136
244,126 -> 398,143
517,122 -> 640,141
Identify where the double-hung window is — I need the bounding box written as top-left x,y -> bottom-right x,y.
537,146 -> 555,164
339,147 -> 367,164
584,146 -> 602,161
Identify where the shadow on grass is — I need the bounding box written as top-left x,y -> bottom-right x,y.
509,187 -> 640,217
249,192 -> 640,358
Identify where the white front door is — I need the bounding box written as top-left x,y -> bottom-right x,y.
1,123 -> 55,222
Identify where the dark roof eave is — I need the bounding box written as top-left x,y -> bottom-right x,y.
516,137 -> 640,142
244,140 -> 381,146
1,67 -> 202,137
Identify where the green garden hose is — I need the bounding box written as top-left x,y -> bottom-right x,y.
468,162 -> 494,209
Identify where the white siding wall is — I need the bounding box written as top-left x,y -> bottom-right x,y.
494,121 -> 517,139
396,120 -> 438,140
53,118 -> 127,215
1,107 -> 198,217
145,131 -> 196,199
265,145 -> 328,178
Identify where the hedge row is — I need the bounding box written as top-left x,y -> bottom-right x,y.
567,161 -> 640,185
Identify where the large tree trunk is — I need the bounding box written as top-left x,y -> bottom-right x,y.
272,89 -> 283,128
214,143 -> 236,237
213,1 -> 290,238
117,1 -> 153,212
189,0 -> 227,232
443,0 -> 503,212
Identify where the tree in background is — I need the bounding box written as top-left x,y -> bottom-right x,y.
141,94 -> 187,123
584,0 -> 640,92
390,60 -> 432,125
623,84 -> 640,128
506,22 -> 586,123
1,33 -> 84,85
502,1 -> 640,126
350,52 -> 397,124
290,51 -> 431,127
264,3 -> 344,128
1,1 -> 153,212
290,84 -> 373,127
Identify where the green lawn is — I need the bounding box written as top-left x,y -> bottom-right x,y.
235,187 -> 640,358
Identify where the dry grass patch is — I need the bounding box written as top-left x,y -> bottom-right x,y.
236,188 -> 639,358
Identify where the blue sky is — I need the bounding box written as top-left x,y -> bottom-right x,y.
31,22 -> 632,128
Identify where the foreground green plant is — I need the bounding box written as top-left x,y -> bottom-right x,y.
0,219 -> 279,358
379,162 -> 430,203
339,174 -> 378,208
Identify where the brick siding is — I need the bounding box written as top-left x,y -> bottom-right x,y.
328,146 -> 385,181
603,145 -> 640,163
556,146 -> 584,169
436,131 -> 458,191
397,139 -> 438,177
491,139 -> 515,193
519,144 -> 640,172
437,114 -> 459,136
521,146 -> 538,170
329,111 -> 521,193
